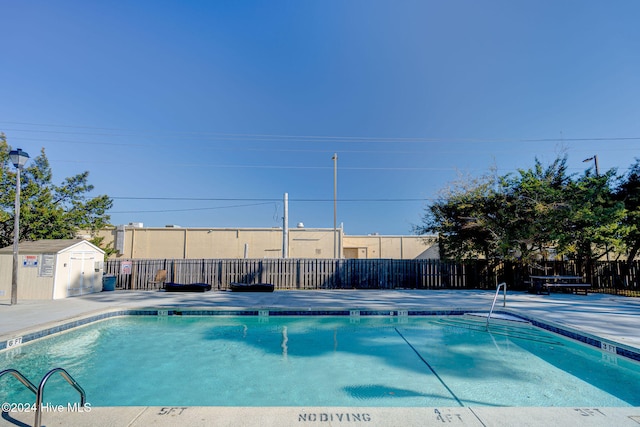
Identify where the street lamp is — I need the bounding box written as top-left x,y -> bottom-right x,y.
9,148 -> 29,305
583,155 -> 599,176
583,154 -> 612,284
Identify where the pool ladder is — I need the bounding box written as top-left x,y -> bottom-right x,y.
486,282 -> 507,331
0,367 -> 86,427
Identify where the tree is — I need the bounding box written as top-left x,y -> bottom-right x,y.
0,133 -> 113,249
613,159 -> 640,283
499,158 -> 556,260
549,167 -> 624,280
416,155 -> 626,277
415,172 -> 501,261
559,170 -> 622,253
417,159 -> 573,265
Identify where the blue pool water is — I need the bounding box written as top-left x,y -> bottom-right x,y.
2,315 -> 640,407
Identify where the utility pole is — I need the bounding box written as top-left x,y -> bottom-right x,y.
283,192 -> 289,258
332,153 -> 338,259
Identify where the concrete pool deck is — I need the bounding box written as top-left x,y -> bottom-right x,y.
1,289 -> 640,426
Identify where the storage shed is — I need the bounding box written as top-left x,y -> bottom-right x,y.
0,239 -> 105,300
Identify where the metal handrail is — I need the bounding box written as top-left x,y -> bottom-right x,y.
0,368 -> 38,395
1,367 -> 86,427
34,368 -> 86,427
486,282 -> 507,331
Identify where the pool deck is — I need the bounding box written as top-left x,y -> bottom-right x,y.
1,289 -> 640,426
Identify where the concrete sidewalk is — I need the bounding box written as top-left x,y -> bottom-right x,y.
2,289 -> 640,427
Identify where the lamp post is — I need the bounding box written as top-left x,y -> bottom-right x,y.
9,148 -> 30,305
583,155 -> 599,176
583,154 -> 612,283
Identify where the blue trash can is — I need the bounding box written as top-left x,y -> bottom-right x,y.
102,275 -> 116,291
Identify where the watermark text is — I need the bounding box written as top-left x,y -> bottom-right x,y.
1,402 -> 91,413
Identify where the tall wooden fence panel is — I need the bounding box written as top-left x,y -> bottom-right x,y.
105,258 -> 487,291
103,258 -> 640,296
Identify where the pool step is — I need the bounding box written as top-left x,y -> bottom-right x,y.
434,317 -> 563,345
464,312 -> 530,323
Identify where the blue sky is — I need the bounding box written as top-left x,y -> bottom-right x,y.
1,1 -> 639,235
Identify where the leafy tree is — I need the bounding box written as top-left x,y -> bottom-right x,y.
614,159 -> 640,282
554,168 -> 625,279
499,157 -> 572,265
415,172 -> 500,261
0,133 -> 113,249
416,155 -> 627,280
418,158 -> 574,265
559,170 -> 623,255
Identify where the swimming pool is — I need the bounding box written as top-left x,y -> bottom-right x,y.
2,312 -> 640,408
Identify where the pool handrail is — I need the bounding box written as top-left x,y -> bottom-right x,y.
486,282 -> 507,331
34,367 -> 86,427
0,368 -> 38,395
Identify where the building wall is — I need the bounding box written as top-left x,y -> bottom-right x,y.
186,228 -> 286,259
92,226 -> 437,260
343,235 -> 438,259
0,255 -> 54,299
131,228 -> 186,259
290,229 -> 340,258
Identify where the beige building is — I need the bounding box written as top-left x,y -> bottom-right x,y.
343,234 -> 439,259
89,225 -> 438,260
0,239 -> 105,300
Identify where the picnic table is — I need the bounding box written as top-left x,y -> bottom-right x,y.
529,275 -> 591,295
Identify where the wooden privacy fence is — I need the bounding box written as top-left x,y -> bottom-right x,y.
103,258 -> 640,296
103,259 -> 493,291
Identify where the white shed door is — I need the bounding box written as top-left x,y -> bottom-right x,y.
67,252 -> 97,296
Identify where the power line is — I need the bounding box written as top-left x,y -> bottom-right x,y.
4,121 -> 638,175
111,201 -> 275,214
69,162 -> 462,171
111,196 -> 433,202
109,197 -> 433,216
3,121 -> 640,145
9,136 -> 582,157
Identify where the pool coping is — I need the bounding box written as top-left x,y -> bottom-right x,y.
2,306 -> 640,364
3,405 -> 640,427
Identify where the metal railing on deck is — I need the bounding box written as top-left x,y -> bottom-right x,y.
486,282 -> 507,330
